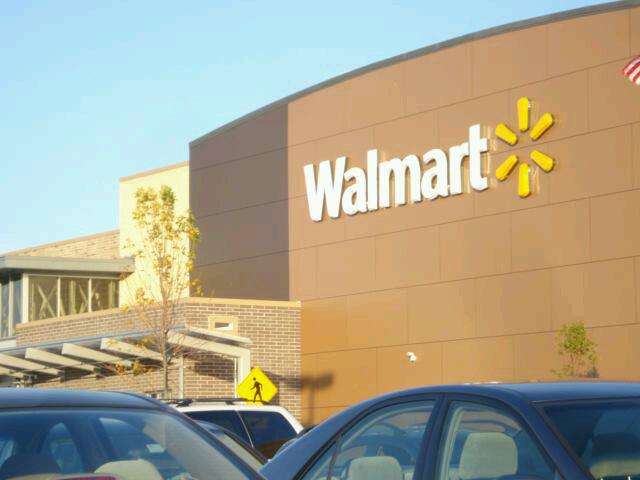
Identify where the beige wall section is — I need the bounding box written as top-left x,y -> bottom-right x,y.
119,162 -> 190,305
2,230 -> 120,259
191,4 -> 640,425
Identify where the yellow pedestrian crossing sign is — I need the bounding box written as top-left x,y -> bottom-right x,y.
236,367 -> 278,404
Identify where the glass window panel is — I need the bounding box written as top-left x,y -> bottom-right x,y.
29,276 -> 58,321
1,279 -> 9,337
436,401 -> 558,480
10,275 -> 22,335
60,277 -> 89,316
91,279 -> 118,312
304,401 -> 435,480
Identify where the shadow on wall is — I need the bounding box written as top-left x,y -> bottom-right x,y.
301,372 -> 334,426
190,106 -> 290,301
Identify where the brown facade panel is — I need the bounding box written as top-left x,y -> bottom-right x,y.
195,253 -> 289,300
510,200 -> 590,271
407,280 -> 476,344
589,59 -> 640,131
403,44 -> 473,114
632,7 -> 640,52
476,270 -> 552,337
471,25 -> 548,97
196,200 -> 289,266
547,8 -> 629,76
376,343 -> 443,395
442,336 -> 515,383
548,126 -> 633,204
439,214 -> 512,281
190,106 -> 287,170
590,189 -> 640,261
191,149 -> 288,218
633,122 -> 640,188
345,290 -> 408,350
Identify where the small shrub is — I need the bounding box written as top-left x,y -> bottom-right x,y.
553,321 -> 597,378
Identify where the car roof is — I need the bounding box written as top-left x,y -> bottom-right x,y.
386,382 -> 640,403
0,388 -> 164,409
178,404 -> 291,412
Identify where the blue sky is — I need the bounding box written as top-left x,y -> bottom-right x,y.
1,0 -> 603,253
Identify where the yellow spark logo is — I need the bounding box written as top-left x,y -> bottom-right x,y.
495,97 -> 555,198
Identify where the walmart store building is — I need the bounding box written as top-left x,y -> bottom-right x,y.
2,2 -> 640,424
190,1 -> 640,423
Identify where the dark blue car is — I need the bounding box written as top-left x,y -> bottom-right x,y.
263,382 -> 640,480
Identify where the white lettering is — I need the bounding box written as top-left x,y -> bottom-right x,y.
302,124 -> 490,221
378,155 -> 422,208
342,167 -> 368,216
304,157 -> 346,222
448,141 -> 469,196
366,149 -> 379,211
469,124 -> 489,191
421,149 -> 449,201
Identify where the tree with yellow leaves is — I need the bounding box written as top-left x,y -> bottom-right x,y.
122,185 -> 201,398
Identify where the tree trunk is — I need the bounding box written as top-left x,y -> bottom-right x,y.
162,354 -> 170,400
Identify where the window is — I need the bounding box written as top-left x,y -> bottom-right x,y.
60,278 -> 89,316
0,279 -> 9,336
27,275 -> 119,321
436,401 -> 558,480
0,407 -> 255,480
239,411 -> 297,458
183,410 -> 251,444
0,275 -> 22,337
303,401 -> 435,480
543,399 -> 640,480
29,276 -> 58,321
90,278 -> 118,312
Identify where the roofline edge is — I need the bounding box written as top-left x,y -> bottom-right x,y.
189,0 -> 640,148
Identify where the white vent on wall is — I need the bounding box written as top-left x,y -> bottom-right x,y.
208,315 -> 239,335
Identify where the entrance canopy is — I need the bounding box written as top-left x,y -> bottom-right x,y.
0,327 -> 252,386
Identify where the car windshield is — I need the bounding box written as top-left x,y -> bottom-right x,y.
0,407 -> 256,480
543,399 -> 640,480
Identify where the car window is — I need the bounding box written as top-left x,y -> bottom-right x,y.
239,411 -> 297,458
543,399 -> 640,480
0,408 -> 256,480
42,423 -> 84,474
436,401 -> 559,480
303,400 -> 435,480
183,410 -> 251,444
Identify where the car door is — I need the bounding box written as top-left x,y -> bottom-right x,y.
299,396 -> 441,480
425,396 -> 564,480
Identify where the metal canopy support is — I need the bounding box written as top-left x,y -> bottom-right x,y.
62,343 -> 132,368
0,366 -> 28,379
167,331 -> 251,385
25,348 -> 97,373
100,338 -> 162,361
0,353 -> 60,376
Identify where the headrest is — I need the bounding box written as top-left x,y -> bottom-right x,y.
590,456 -> 640,479
95,459 -> 163,480
347,456 -> 403,480
0,453 -> 61,479
459,432 -> 517,479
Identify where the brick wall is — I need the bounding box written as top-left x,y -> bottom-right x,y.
4,230 -> 120,259
16,298 -> 301,419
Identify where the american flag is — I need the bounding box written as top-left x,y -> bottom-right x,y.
623,55 -> 640,85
